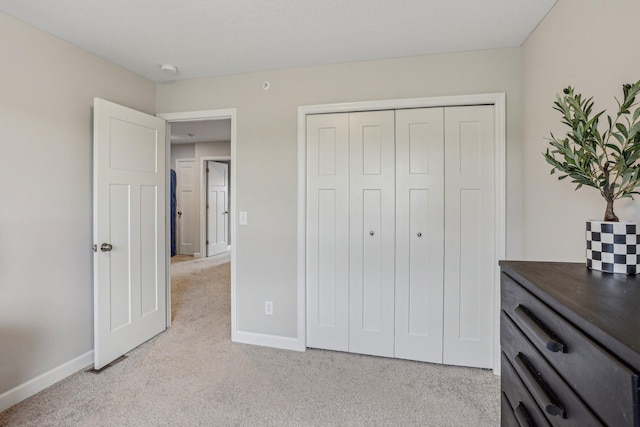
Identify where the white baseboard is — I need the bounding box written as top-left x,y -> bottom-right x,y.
234,331 -> 305,352
194,252 -> 202,259
0,350 -> 93,413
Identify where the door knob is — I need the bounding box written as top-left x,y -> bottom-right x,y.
100,243 -> 113,252
417,232 -> 422,237
177,211 -> 182,216
224,211 -> 229,214
369,231 -> 375,236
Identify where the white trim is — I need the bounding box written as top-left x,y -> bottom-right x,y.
493,93 -> 506,375
234,331 -> 305,352
0,351 -> 93,413
165,124 -> 172,327
158,109 -> 238,343
297,94 -> 507,372
199,156 -> 231,258
296,106 -> 308,352
159,109 -> 237,122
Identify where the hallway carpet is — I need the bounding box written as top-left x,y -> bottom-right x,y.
0,253 -> 499,426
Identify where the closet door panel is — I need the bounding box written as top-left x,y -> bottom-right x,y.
395,108 -> 445,363
362,189 -> 383,331
307,113 -> 350,351
349,110 -> 395,357
443,106 -> 495,369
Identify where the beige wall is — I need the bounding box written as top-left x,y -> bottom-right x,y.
521,0 -> 640,261
170,143 -> 196,170
0,12 -> 155,398
156,48 -> 523,338
195,140 -> 231,159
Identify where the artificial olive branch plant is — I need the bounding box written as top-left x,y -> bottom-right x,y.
544,80 -> 640,222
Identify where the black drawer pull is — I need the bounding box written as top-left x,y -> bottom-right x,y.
514,402 -> 535,427
514,305 -> 566,353
514,353 -> 566,418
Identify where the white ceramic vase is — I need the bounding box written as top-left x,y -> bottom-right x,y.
586,220 -> 640,274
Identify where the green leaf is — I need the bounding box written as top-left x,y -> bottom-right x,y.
629,122 -> 640,140
606,143 -> 622,154
617,123 -> 629,137
613,132 -> 625,145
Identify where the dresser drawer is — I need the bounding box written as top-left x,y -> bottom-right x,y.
502,273 -> 639,427
502,311 -> 603,426
502,392 -> 521,427
502,352 -> 551,426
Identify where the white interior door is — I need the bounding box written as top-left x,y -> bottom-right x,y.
442,105 -> 495,369
394,108 -> 445,363
306,113 -> 350,351
176,159 -> 196,255
93,98 -> 166,370
206,161 -> 229,256
349,110 -> 396,357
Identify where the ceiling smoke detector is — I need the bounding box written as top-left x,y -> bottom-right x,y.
160,64 -> 178,75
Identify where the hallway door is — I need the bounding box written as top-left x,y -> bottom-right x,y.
93,98 -> 167,370
207,161 -> 229,256
176,159 -> 197,255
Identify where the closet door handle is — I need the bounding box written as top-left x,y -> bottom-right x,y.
417,232 -> 422,237
514,353 -> 565,418
369,231 -> 374,236
514,305 -> 566,353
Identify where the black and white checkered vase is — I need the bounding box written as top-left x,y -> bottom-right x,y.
586,221 -> 640,274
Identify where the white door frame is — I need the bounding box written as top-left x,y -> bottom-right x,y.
297,94 -> 506,374
158,109 -> 237,341
201,156 -> 231,257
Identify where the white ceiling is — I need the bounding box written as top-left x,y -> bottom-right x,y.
0,0 -> 556,82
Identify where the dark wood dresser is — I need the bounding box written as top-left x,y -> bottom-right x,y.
500,261 -> 640,426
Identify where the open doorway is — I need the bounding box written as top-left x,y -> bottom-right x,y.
159,109 -> 237,339
169,119 -> 232,259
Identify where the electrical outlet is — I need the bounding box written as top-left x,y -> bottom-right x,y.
264,301 -> 273,315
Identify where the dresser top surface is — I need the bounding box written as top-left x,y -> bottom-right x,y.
500,261 -> 640,370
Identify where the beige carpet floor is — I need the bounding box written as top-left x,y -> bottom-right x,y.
0,253 -> 500,426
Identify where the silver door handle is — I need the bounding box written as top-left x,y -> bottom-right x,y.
417,232 -> 422,237
100,243 -> 113,252
369,231 -> 375,236
224,211 -> 229,214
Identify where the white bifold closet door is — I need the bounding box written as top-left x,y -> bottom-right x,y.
394,108 -> 445,364
306,113 -> 350,352
442,105 -> 495,369
306,105 -> 495,369
349,111 -> 396,357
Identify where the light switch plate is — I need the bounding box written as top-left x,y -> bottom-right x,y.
239,211 -> 248,225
